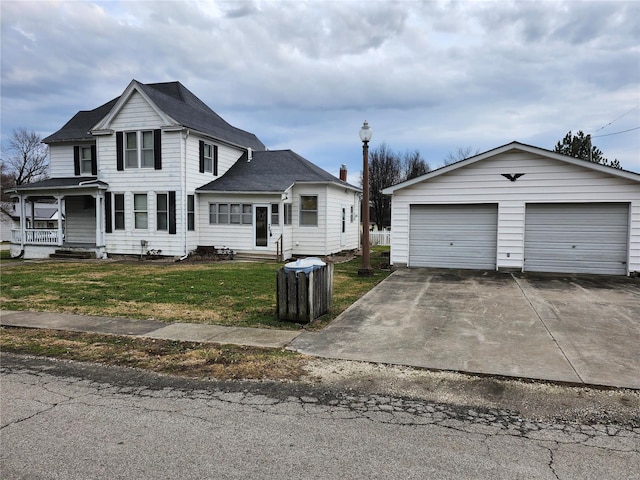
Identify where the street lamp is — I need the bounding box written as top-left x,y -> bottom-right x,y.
358,120 -> 374,277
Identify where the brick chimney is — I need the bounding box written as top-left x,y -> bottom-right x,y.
339,164 -> 347,182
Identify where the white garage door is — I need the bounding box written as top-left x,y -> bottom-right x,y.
524,203 -> 629,275
409,204 -> 498,270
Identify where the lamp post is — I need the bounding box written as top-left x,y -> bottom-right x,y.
358,120 -> 374,277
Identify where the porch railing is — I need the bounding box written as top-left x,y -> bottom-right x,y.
11,229 -> 61,245
369,230 -> 391,246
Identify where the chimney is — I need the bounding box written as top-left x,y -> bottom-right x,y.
339,164 -> 347,182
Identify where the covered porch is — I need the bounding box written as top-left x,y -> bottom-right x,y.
9,178 -> 109,259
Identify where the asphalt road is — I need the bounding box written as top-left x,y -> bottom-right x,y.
1,354 -> 638,480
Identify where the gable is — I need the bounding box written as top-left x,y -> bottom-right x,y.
394,149 -> 640,202
383,142 -> 640,194
109,91 -> 167,129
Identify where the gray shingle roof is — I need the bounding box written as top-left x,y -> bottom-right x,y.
42,99 -> 118,143
196,150 -> 360,193
10,177 -> 108,193
43,81 -> 265,151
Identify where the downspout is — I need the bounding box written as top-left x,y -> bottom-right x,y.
182,129 -> 190,258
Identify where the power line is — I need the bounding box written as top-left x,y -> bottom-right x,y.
591,126 -> 640,138
593,105 -> 640,133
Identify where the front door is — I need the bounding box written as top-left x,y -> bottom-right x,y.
254,205 -> 269,248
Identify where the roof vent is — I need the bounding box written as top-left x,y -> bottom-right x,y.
247,147 -> 252,162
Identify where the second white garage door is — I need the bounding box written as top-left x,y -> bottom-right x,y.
524,203 -> 629,275
409,204 -> 498,270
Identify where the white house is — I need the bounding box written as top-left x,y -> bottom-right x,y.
382,142 -> 640,276
9,80 -> 360,260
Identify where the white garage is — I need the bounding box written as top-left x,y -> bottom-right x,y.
383,142 -> 640,276
409,204 -> 498,269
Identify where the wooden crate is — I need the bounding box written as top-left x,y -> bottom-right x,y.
276,263 -> 333,323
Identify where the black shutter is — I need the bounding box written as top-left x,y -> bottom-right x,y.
73,146 -> 80,176
169,191 -> 176,235
213,145 -> 218,176
199,140 -> 205,173
105,192 -> 112,233
116,132 -> 124,171
154,129 -> 162,170
91,145 -> 97,175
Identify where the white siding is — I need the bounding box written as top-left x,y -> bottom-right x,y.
389,151 -> 640,274
197,193 -> 283,255
323,185 -> 360,254
65,196 -> 95,244
49,145 -> 74,178
110,92 -> 164,130
291,185 -> 327,256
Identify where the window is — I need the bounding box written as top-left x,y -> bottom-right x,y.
142,131 -> 154,168
187,195 -> 195,231
209,203 -> 253,225
80,147 -> 93,174
242,204 -> 252,224
300,196 -> 318,226
350,205 -> 354,223
134,194 -> 148,229
126,132 -> 138,168
284,204 -> 292,225
125,131 -> 154,169
157,193 -> 168,231
271,204 -> 279,225
230,203 -> 241,224
114,194 -> 125,230
203,144 -> 214,173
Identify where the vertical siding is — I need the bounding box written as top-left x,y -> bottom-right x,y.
388,152 -> 640,273
497,202 -> 525,268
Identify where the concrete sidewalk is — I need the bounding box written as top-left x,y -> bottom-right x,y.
0,310 -> 302,349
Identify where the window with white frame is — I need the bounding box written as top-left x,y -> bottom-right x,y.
125,131 -> 154,169
134,194 -> 148,229
80,147 -> 93,174
209,203 -> 253,225
271,204 -> 279,225
350,205 -> 354,223
203,144 -> 214,173
157,193 -> 168,231
299,196 -> 318,226
187,195 -> 195,231
284,203 -> 292,225
114,194 -> 125,230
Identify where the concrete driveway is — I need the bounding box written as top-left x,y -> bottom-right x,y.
289,269 -> 640,389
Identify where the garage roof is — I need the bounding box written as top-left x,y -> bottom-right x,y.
382,141 -> 640,194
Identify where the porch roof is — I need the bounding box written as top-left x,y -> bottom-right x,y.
9,177 -> 108,194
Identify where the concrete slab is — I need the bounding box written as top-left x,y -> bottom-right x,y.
144,324 -> 301,348
289,269 -> 640,389
0,310 -> 167,336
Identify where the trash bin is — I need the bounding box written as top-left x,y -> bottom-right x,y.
277,258 -> 333,323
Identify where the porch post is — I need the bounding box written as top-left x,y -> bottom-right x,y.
57,195 -> 63,246
19,194 -> 25,249
95,193 -> 103,248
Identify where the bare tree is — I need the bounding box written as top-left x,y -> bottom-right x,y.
2,128 -> 49,186
363,144 -> 430,230
443,146 -> 480,166
402,149 -> 430,180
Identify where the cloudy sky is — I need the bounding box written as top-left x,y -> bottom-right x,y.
2,0 -> 639,179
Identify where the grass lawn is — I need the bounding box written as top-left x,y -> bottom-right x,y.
0,247 -> 391,330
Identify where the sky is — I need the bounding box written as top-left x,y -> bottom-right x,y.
2,0 -> 639,180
